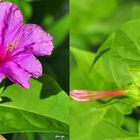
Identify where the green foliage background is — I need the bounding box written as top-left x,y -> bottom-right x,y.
71,0 -> 140,140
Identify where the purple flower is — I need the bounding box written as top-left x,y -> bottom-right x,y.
0,2 -> 54,89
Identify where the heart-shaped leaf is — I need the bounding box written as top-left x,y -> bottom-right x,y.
0,75 -> 69,135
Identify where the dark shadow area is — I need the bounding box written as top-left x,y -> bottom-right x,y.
0,96 -> 12,104
30,0 -> 67,24
29,0 -> 69,94
38,76 -> 62,99
42,37 -> 69,94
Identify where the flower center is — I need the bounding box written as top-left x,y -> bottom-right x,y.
0,39 -> 17,66
6,39 -> 17,52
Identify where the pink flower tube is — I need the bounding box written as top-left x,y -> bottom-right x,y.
70,90 -> 126,102
0,2 -> 54,88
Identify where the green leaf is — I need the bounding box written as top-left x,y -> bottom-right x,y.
0,79 -> 5,95
71,99 -> 136,140
106,137 -> 140,140
89,120 -> 138,140
38,132 -> 69,140
122,117 -> 138,133
12,132 -> 69,140
70,46 -> 117,90
12,133 -> 35,140
70,100 -> 102,140
70,47 -> 96,90
0,75 -> 69,134
91,19 -> 140,99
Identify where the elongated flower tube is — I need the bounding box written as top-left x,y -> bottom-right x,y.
0,2 -> 53,88
70,90 -> 126,102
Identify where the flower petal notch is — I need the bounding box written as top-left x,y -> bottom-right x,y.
0,2 -> 54,88
70,90 -> 126,102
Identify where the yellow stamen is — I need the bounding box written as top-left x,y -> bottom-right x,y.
7,39 -> 17,52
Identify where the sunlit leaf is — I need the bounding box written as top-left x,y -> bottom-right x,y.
0,75 -> 69,135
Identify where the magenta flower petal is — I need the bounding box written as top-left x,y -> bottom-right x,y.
0,2 -> 54,88
14,54 -> 42,78
2,62 -> 31,89
11,24 -> 54,56
0,2 -> 23,48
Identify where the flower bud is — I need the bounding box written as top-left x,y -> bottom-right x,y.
70,90 -> 126,102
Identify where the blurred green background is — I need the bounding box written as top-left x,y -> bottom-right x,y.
3,0 -> 69,140
71,0 -> 140,51
70,0 -> 140,140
